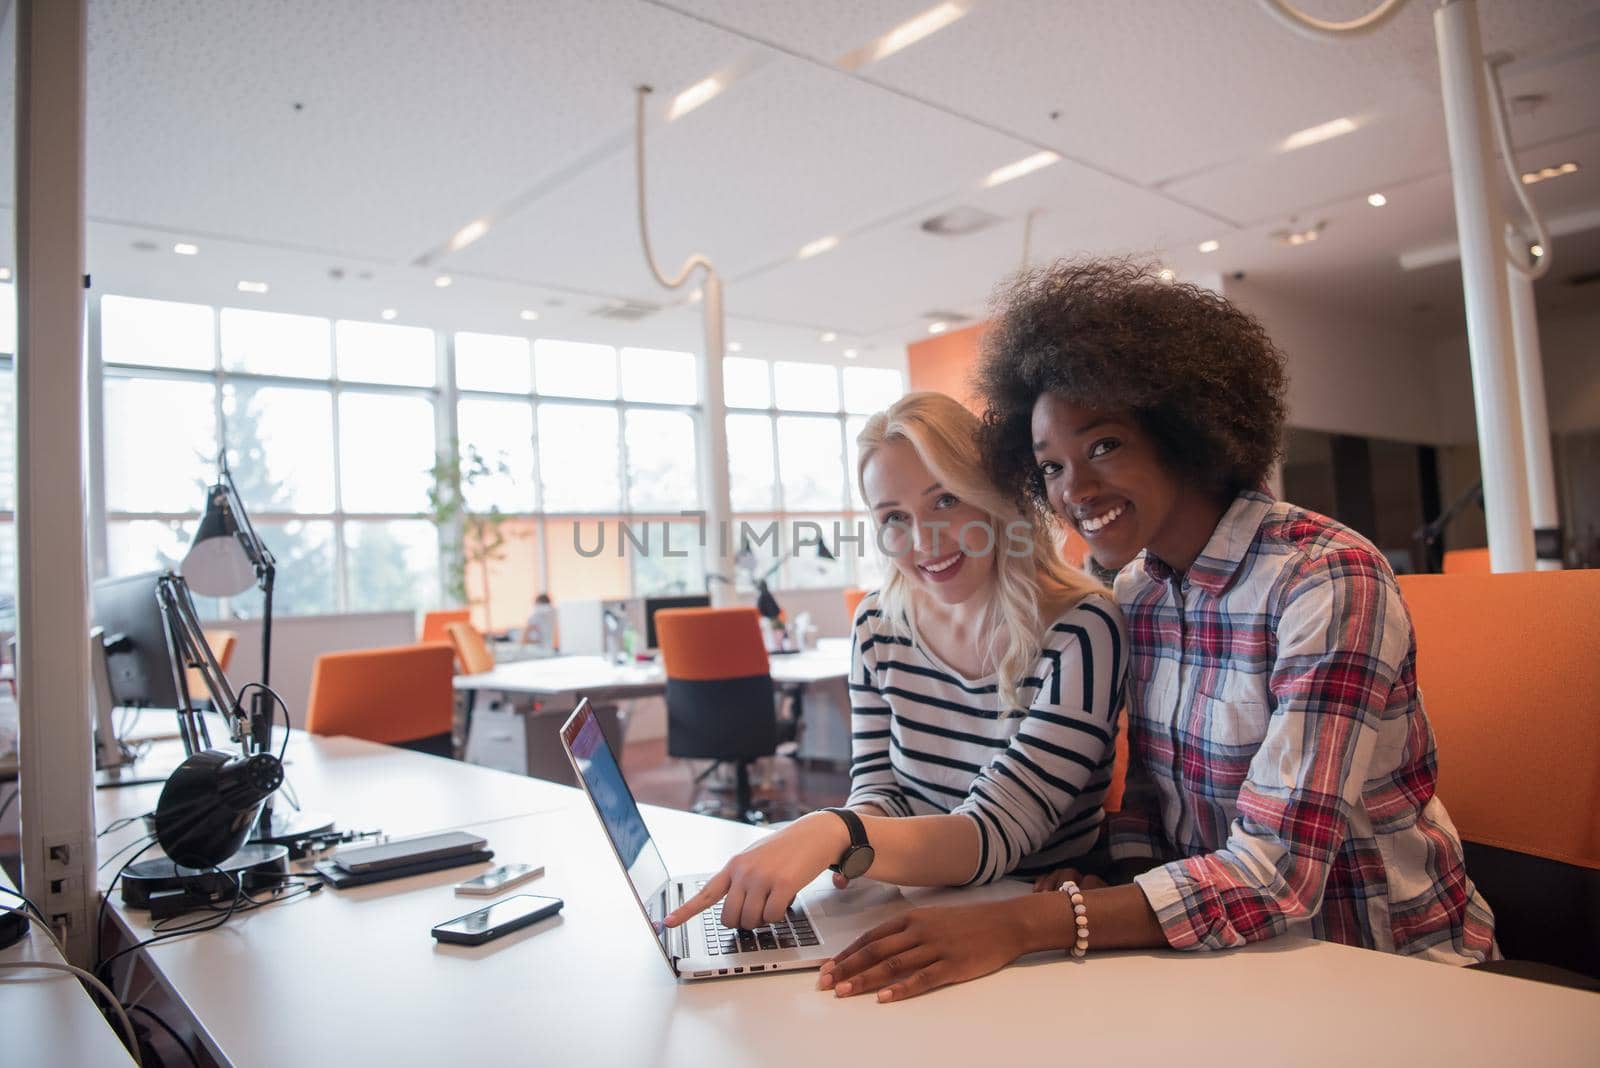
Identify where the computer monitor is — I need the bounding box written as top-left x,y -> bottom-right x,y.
92,570 -> 180,710
643,594 -> 710,650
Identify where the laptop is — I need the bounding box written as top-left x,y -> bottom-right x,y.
559,698 -> 1032,980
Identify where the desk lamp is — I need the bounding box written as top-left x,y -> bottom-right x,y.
182,450 -> 330,841
121,573 -> 290,908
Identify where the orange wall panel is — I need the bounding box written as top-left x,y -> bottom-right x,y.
906,322 -> 988,412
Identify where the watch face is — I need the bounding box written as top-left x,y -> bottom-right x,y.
841,845 -> 875,881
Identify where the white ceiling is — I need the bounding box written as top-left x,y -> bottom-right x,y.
2,0 -> 1598,359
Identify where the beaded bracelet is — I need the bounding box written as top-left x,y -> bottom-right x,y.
1059,879 -> 1089,958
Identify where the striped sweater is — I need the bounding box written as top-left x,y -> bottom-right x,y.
845,590 -> 1127,884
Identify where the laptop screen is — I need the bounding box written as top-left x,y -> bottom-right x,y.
563,703 -> 672,931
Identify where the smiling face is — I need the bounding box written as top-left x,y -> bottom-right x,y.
1030,393 -> 1225,573
863,438 -> 997,606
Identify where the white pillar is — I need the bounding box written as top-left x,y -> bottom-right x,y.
15,0 -> 98,965
1506,261 -> 1561,569
1434,0 -> 1535,572
698,274 -> 734,606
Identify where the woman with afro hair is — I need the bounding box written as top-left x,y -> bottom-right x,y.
814,259 -> 1495,1005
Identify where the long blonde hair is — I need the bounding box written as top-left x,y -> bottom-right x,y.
856,391 -> 1102,711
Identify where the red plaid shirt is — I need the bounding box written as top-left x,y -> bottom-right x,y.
1109,492 -> 1496,963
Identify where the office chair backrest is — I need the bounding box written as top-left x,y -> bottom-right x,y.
305,642 -> 456,746
420,608 -> 472,645
656,607 -> 775,760
1396,570 -> 1600,976
187,629 -> 237,703
1441,547 -> 1491,574
445,621 -> 495,676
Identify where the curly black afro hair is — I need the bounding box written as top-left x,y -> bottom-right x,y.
975,257 -> 1288,508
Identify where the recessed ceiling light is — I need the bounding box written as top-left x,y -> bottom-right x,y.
1197,240 -> 1221,254
381,308 -> 398,321
519,309 -> 540,322
448,219 -> 489,252
1520,160 -> 1579,185
927,321 -> 948,335
0,268 -> 11,282
820,331 -> 838,343
983,150 -> 1061,189
843,348 -> 859,359
1530,243 -> 1545,258
173,242 -> 199,256
1157,268 -> 1176,283
727,341 -> 743,353
668,75 -> 723,121
434,275 -> 453,288
798,235 -> 840,260
838,1 -> 971,71
1278,116 -> 1358,153
1367,193 -> 1388,207
237,280 -> 269,294
1271,220 -> 1327,247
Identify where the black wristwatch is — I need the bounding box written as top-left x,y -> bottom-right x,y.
823,808 -> 875,880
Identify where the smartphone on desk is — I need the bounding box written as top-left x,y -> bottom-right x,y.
455,863 -> 545,896
431,894 -> 564,946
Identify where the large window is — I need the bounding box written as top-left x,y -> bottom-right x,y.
723,357 -> 904,591
99,296 -> 441,618
94,294 -> 903,627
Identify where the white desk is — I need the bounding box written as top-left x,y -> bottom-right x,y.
454,639 -> 854,781
2,871 -> 136,1066
91,756 -> 1600,1067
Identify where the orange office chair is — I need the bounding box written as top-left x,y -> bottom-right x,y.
187,629 -> 237,704
656,607 -> 779,824
842,587 -> 868,627
305,642 -> 457,757
446,621 -> 495,676
1397,570 -> 1600,981
420,608 -> 472,645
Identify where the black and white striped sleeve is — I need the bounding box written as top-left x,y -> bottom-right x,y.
843,599 -> 910,817
953,596 -> 1125,883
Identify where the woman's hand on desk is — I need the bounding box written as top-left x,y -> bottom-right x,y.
663,812 -> 850,931
817,901 -> 1034,1003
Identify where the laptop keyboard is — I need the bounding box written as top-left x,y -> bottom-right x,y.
693,882 -> 820,956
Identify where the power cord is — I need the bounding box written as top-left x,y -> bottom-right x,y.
0,906 -> 143,1067
128,1004 -> 200,1068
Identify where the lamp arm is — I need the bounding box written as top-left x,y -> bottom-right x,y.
218,465 -> 275,576
157,572 -> 248,755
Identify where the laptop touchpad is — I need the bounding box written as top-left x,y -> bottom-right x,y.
814,880 -> 907,917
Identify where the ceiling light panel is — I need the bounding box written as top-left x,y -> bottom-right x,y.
982,150 -> 1061,189
668,75 -> 724,121
837,2 -> 972,72
1520,161 -> 1579,185
1278,116 -> 1358,153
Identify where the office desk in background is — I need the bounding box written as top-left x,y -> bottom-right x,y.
455,639 -> 853,783
85,731 -> 1600,1067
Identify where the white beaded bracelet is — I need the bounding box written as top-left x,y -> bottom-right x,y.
1059,879 -> 1089,958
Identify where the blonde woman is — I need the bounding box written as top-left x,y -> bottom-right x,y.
666,392 -> 1125,950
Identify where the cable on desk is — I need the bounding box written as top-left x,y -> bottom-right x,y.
0,947 -> 144,1066
129,1004 -> 200,1068
99,831 -> 157,872
99,811 -> 155,840
96,837 -> 160,974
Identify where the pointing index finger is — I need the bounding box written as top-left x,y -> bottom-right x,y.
665,869 -> 730,928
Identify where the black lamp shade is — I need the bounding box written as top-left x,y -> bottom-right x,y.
155,749 -> 284,869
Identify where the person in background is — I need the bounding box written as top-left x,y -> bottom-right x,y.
664,391 -> 1125,952
818,258 -> 1495,1004
521,593 -> 558,654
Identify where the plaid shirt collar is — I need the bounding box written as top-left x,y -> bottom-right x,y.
1140,489 -> 1276,595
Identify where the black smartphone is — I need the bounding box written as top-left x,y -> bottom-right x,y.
430,894 -> 564,946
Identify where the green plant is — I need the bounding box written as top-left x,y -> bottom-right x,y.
428,442 -> 515,626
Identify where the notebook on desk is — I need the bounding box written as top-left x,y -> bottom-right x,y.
559,698 -> 1030,981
